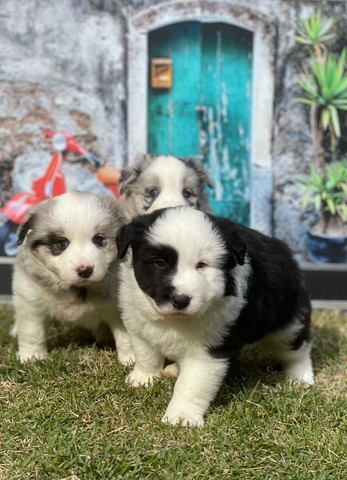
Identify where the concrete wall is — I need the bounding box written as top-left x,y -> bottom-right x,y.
0,0 -> 126,203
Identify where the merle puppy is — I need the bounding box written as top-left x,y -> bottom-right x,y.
118,154 -> 212,217
116,207 -> 314,427
12,191 -> 133,364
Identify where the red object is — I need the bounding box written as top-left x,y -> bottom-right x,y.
96,166 -> 121,197
0,128 -> 121,256
32,151 -> 66,199
1,192 -> 42,224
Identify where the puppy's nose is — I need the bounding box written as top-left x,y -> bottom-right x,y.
77,266 -> 94,279
170,294 -> 191,310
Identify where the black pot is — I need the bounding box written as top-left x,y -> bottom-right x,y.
305,227 -> 347,263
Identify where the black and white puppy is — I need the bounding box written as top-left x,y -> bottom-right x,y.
12,191 -> 133,364
118,154 -> 213,218
116,207 -> 314,427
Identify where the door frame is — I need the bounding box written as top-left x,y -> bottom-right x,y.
126,1 -> 276,234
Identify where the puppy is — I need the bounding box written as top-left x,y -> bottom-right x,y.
12,191 -> 133,364
118,154 -> 213,217
116,207 -> 314,427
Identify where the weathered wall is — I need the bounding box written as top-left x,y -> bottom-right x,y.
0,0 -> 126,204
0,0 -> 346,258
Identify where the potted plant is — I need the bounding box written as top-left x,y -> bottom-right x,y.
295,11 -> 347,263
301,161 -> 347,262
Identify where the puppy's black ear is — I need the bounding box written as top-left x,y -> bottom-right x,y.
211,216 -> 246,267
17,213 -> 37,246
116,224 -> 134,258
228,231 -> 246,266
116,212 -> 159,258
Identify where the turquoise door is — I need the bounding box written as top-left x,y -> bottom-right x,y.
148,22 -> 253,224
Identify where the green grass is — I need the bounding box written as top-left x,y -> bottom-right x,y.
0,305 -> 346,479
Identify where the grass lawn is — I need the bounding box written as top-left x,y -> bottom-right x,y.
0,305 -> 346,479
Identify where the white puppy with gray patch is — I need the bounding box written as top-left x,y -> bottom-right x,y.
12,191 -> 133,364
116,207 -> 314,427
118,154 -> 213,217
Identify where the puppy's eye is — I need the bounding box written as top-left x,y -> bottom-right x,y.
196,261 -> 208,270
147,187 -> 159,198
93,234 -> 106,247
183,189 -> 193,199
50,237 -> 69,255
56,238 -> 69,249
154,259 -> 167,269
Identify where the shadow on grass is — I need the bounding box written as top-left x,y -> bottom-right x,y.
213,319 -> 345,408
46,321 -> 116,352
311,322 -> 344,370
0,305 -> 116,352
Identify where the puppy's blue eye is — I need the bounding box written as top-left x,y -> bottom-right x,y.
183,189 -> 192,199
93,234 -> 106,247
154,259 -> 167,269
149,188 -> 159,198
147,188 -> 159,198
50,237 -> 69,255
196,261 -> 208,269
56,238 -> 69,250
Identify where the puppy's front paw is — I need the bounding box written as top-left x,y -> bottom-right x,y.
126,369 -> 159,387
163,362 -> 180,378
117,348 -> 136,367
18,348 -> 48,364
162,407 -> 204,427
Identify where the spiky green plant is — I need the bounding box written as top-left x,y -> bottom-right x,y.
295,12 -> 347,236
296,11 -> 347,171
298,49 -> 347,149
301,160 -> 347,234
295,11 -> 335,57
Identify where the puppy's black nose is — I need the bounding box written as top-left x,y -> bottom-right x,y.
77,266 -> 94,279
170,294 -> 191,310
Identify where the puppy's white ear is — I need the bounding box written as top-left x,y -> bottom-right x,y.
184,157 -> 213,189
17,213 -> 37,245
99,194 -> 127,225
118,154 -> 154,194
118,167 -> 140,195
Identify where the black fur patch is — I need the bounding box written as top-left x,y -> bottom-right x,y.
17,213 -> 37,245
31,233 -> 69,256
70,287 -> 88,302
132,243 -> 178,306
209,225 -> 311,358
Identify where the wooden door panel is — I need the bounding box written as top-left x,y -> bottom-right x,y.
148,22 -> 201,157
148,22 -> 252,224
200,23 -> 252,223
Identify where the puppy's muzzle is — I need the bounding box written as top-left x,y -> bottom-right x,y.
170,294 -> 191,310
76,265 -> 94,279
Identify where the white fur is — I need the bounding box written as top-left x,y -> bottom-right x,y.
12,191 -> 134,364
260,320 -> 314,385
